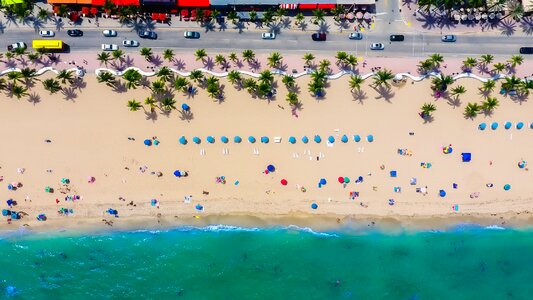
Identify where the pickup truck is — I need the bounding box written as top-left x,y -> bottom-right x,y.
7,42 -> 27,52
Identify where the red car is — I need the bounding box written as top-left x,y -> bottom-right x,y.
312,33 -> 327,41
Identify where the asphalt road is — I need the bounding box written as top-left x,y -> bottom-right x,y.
1,28 -> 531,58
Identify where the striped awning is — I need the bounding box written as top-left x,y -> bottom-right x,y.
280,4 -> 297,9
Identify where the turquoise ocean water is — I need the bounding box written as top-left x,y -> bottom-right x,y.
1,225 -> 532,299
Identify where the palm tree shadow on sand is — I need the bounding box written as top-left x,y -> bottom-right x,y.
499,19 -> 516,36
62,87 -> 78,101
373,86 -> 394,102
144,110 -> 158,121
352,89 -> 367,104
112,80 -> 128,93
27,92 -> 41,105
179,110 -> 194,122
445,95 -> 462,108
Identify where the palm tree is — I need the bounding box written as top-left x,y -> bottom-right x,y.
464,102 -> 481,118
481,80 -> 496,93
462,57 -> 477,71
127,99 -> 142,111
37,8 -> 49,21
349,74 -> 364,92
372,69 -> 394,88
346,55 -> 358,68
163,49 -> 174,62
227,70 -> 242,86
331,5 -> 346,21
492,62 -> 506,73
156,66 -> 173,82
308,80 -> 325,97
267,52 -> 283,69
480,54 -> 494,65
20,67 -> 37,83
243,78 -> 257,94
262,9 -> 274,25
295,13 -> 305,25
318,59 -> 331,72
450,85 -> 466,97
214,54 -> 226,68
13,47 -> 26,57
11,84 -> 28,99
144,96 -> 157,112
431,74 -> 454,92
56,70 -> 74,85
481,97 -> 499,113
111,49 -> 124,62
123,69 -> 142,89
259,70 -> 274,84
418,59 -> 433,73
206,83 -> 221,99
7,71 -> 23,84
160,97 -> 176,111
151,80 -> 165,94
206,76 -> 219,87
420,103 -> 436,118
173,77 -> 189,92
228,52 -> 238,63
42,78 -> 62,94
189,70 -> 204,83
97,52 -> 112,66
0,78 -> 7,91
303,53 -> 315,67
286,92 -> 299,106
27,52 -> 40,64
312,8 -> 325,24
310,69 -> 327,84
249,11 -> 258,22
335,51 -> 348,67
507,0 -> 524,21
507,55 -> 523,68
275,8 -> 287,21
242,49 -> 255,63
227,10 -> 238,24
501,75 -> 521,92
96,71 -> 116,87
282,74 -> 295,89
194,48 -> 208,61
140,47 -> 153,62
257,81 -> 272,98
522,79 -> 533,94
429,53 -> 444,67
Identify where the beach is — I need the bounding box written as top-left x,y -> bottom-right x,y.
1,65 -> 533,231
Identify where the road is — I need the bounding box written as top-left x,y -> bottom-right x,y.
1,28 -> 530,58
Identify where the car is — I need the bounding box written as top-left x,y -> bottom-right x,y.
39,30 -> 55,37
7,42 -> 27,52
390,35 -> 405,42
184,31 -> 201,39
370,43 -> 385,50
122,40 -> 140,47
101,44 -> 118,51
348,32 -> 363,40
261,32 -> 276,40
139,31 -> 157,40
519,47 -> 533,54
103,30 -> 118,37
67,29 -> 83,37
311,33 -> 327,41
441,35 -> 456,42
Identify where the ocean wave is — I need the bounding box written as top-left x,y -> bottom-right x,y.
484,225 -> 506,230
283,225 -> 339,237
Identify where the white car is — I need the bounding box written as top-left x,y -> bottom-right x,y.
101,44 -> 118,51
103,29 -> 118,37
370,43 -> 385,50
348,32 -> 363,40
122,40 -> 139,47
39,30 -> 55,37
7,42 -> 27,52
262,32 -> 276,40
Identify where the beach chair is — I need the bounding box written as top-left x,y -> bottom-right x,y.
274,137 -> 282,143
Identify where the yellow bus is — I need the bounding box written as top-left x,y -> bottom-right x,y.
32,39 -> 63,51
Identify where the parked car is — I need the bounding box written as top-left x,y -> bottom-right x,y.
389,35 -> 405,42
370,43 -> 385,50
67,29 -> 83,37
441,35 -> 456,42
103,30 -> 118,37
261,32 -> 276,40
101,44 -> 118,51
39,30 -> 55,37
311,33 -> 327,41
519,47 -> 533,54
184,31 -> 201,39
122,40 -> 139,47
348,32 -> 363,40
7,42 -> 26,52
139,31 -> 158,40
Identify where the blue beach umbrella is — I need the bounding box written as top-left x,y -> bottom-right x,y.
248,136 -> 256,143
193,137 -> 201,144
267,165 -> 275,172
301,136 -> 309,144
221,136 -> 229,143
7,184 -> 13,190
181,103 -> 190,111
341,134 -> 348,143
478,123 -> 487,130
328,136 -> 335,143
173,170 -> 182,177
354,135 -> 361,142
504,121 -> 512,129
195,204 -> 204,211
367,135 -> 374,142
491,122 -> 498,130
207,136 -> 215,143
179,136 -> 187,145
144,139 -> 152,146
503,184 -> 511,191
234,136 -> 242,143
314,135 -> 322,143
288,136 -> 296,144
261,136 -> 269,144
439,190 -> 446,197
319,178 -> 327,185
516,122 -> 524,129
311,203 -> 318,209
530,122 -> 533,129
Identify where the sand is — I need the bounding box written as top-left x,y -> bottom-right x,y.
0,72 -> 532,232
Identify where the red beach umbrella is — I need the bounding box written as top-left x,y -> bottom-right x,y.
82,7 -> 90,16
338,177 -> 344,183
280,179 -> 288,186
90,7 -> 98,15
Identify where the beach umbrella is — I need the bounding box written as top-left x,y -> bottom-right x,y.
328,136 -> 335,143
338,176 -> 344,183
354,135 -> 361,142
530,122 -> 533,129
503,184 -> 511,191
343,177 -> 350,183
248,136 -> 256,143
221,136 -> 229,143
144,139 -> 152,146
195,204 -> 203,211
267,165 -> 275,172
516,122 -> 524,129
179,136 -> 187,145
504,121 -> 512,129
478,123 -> 487,130
341,135 -> 348,143
261,136 -> 269,144
311,203 -> 318,209
173,170 -> 182,177
302,136 -> 309,144
518,160 -> 526,169
366,135 -> 374,142
6,199 -> 13,206
234,136 -> 242,143
319,178 -> 327,185
288,136 -> 296,144
2,209 -> 10,216
280,179 -> 288,186
207,136 -> 215,143
181,103 -> 190,111
7,184 -> 13,190
87,176 -> 95,183
491,122 -> 498,130
193,137 -> 201,144
314,135 -> 322,143
439,190 -> 446,197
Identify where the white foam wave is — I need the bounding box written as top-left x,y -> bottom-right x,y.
283,225 -> 339,237
484,225 -> 506,230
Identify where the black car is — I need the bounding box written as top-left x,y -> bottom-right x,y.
139,31 -> 158,40
311,33 -> 327,41
390,35 -> 405,42
67,29 -> 83,37
519,47 -> 533,54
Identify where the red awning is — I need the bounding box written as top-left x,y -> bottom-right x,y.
113,0 -> 140,5
158,13 -> 167,21
91,0 -> 105,5
177,0 -> 209,7
299,4 -> 317,10
90,7 -> 98,14
280,4 -> 297,9
81,7 -> 90,15
152,13 -> 158,21
317,4 -> 335,9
